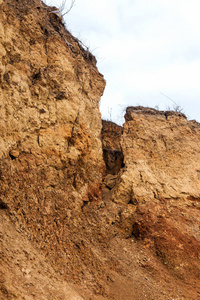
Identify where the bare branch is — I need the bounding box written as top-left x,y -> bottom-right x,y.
59,0 -> 75,17
160,92 -> 184,113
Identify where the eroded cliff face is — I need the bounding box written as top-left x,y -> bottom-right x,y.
0,0 -> 105,198
111,106 -> 200,286
1,0 -> 200,299
0,0 -> 106,298
115,106 -> 200,203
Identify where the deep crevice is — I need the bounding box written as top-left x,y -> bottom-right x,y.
103,148 -> 124,176
101,120 -> 124,195
101,120 -> 124,177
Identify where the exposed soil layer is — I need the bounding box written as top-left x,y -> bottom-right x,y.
1,1 -> 200,299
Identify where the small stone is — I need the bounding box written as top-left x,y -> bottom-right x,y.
9,150 -> 20,158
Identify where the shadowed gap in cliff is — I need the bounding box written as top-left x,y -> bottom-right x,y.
101,120 -> 124,196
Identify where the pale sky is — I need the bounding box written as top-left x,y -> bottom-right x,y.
46,0 -> 200,124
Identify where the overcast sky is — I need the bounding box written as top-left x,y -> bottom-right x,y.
46,0 -> 200,124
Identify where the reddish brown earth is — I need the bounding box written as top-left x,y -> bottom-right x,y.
1,0 -> 200,299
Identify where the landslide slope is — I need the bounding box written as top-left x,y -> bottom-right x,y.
1,0 -> 200,299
